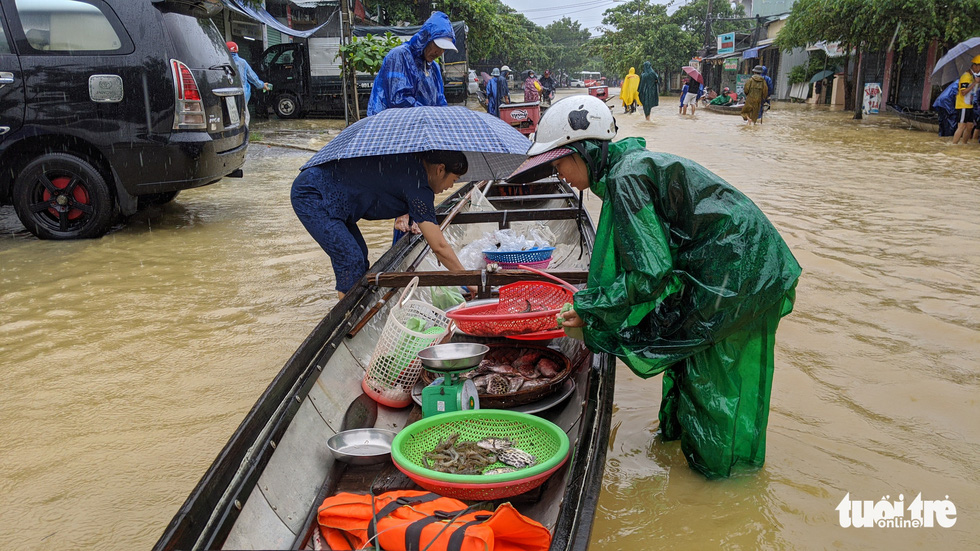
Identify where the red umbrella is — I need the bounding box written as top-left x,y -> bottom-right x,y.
682,66 -> 703,84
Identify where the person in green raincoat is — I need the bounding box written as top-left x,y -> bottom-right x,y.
506,95 -> 801,479
637,61 -> 660,121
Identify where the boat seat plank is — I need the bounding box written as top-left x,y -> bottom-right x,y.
253,399 -> 336,535
365,270 -> 589,290
486,193 -> 578,203
437,208 -> 581,227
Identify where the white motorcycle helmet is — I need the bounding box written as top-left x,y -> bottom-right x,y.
507,95 -> 617,183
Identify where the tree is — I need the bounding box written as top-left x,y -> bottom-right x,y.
336,32 -> 403,76
777,0 -> 980,114
589,0 -> 744,90
542,17 -> 593,79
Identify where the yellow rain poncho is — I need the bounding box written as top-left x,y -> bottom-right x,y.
620,67 -> 640,108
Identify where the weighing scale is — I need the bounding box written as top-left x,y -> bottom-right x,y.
417,343 -> 489,418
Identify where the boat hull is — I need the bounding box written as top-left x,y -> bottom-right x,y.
154,179 -> 615,551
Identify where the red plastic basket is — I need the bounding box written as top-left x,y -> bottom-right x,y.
446,281 -> 573,337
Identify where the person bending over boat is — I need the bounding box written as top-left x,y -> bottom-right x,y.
291,150 -> 470,298
506,95 -> 801,479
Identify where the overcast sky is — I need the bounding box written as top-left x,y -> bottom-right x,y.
498,0 -> 623,35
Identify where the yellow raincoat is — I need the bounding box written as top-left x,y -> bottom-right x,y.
620,67 -> 640,108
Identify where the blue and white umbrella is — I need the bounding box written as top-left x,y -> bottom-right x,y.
931,37 -> 980,85
301,106 -> 531,182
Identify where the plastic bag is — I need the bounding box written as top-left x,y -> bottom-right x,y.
431,286 -> 466,311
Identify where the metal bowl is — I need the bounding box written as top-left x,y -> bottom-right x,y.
327,428 -> 397,465
417,343 -> 490,372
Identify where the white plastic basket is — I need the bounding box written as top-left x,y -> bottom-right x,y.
362,277 -> 449,407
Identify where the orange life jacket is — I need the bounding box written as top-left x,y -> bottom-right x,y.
317,490 -> 552,551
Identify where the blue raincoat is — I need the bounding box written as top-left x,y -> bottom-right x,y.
366,11 -> 454,116
231,52 -> 266,104
486,77 -> 499,116
759,66 -> 774,119
932,81 -> 959,137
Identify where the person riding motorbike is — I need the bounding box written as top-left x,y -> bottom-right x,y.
539,70 -> 556,106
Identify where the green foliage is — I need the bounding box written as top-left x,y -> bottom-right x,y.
589,0 -> 744,81
776,0 -> 980,53
787,65 -> 809,85
540,17 -> 593,75
336,32 -> 403,76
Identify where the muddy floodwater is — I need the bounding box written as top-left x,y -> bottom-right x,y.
1,97 -> 977,550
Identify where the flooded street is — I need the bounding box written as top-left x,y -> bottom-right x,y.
1,96 -> 977,550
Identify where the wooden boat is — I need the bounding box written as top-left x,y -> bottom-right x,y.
888,104 -> 940,133
154,178 -> 616,551
705,102 -> 743,115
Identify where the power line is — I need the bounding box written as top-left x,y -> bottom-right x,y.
528,1 -> 617,21
520,0 -> 612,13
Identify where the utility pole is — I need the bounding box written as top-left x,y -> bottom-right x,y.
340,0 -> 360,125
703,0 -> 713,52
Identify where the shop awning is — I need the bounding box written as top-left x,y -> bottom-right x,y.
704,50 -> 744,61
742,44 -> 771,59
289,0 -> 337,7
220,0 -> 331,38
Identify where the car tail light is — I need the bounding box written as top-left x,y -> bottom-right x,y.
171,59 -> 206,130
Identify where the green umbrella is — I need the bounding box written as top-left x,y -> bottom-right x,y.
809,69 -> 837,83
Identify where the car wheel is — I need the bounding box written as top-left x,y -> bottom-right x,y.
12,152 -> 116,240
137,190 -> 180,210
274,93 -> 301,119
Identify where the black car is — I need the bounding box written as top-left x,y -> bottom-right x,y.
0,0 -> 248,239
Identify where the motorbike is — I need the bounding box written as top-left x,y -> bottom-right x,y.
541,85 -> 556,107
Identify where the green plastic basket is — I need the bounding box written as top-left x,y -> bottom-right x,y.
391,409 -> 570,485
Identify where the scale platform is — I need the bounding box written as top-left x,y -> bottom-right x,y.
418,343 -> 489,417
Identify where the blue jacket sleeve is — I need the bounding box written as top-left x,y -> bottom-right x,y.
244,62 -> 264,90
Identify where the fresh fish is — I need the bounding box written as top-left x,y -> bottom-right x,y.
517,363 -> 539,379
536,357 -> 559,378
507,376 -> 525,393
486,373 -> 510,395
477,437 -> 514,452
498,448 -> 536,468
489,363 -> 518,375
483,467 -> 517,476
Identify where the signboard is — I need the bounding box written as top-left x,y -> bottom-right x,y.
717,32 -> 735,55
724,57 -> 739,71
863,82 -> 882,114
735,74 -> 751,97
